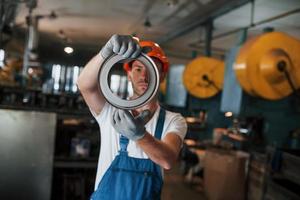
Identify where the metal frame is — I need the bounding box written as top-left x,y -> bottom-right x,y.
190,8 -> 300,48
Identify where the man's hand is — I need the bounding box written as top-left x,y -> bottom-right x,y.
111,109 -> 151,141
99,34 -> 141,59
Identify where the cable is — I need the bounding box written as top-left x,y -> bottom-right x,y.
202,74 -> 220,91
277,60 -> 300,98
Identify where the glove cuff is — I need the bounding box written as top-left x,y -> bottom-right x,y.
132,128 -> 146,141
98,50 -> 105,60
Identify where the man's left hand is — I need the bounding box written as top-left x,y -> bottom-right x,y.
111,109 -> 151,141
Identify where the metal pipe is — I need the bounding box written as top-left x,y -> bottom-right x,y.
255,8 -> 300,26
27,16 -> 39,51
129,0 -> 157,33
158,0 -> 251,44
190,8 -> 300,48
23,13 -> 40,77
204,20 -> 213,57
165,48 -> 225,60
157,1 -> 190,25
250,0 -> 255,26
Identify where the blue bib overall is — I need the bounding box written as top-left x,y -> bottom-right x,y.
90,108 -> 166,200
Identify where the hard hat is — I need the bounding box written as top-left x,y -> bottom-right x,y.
123,41 -> 169,73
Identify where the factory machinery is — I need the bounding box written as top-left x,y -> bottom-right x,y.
181,31 -> 300,143
177,31 -> 300,200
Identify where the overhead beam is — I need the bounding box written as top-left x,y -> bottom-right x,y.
189,7 -> 300,48
157,0 -> 251,44
204,20 -> 213,57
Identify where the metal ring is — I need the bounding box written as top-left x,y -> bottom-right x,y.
98,53 -> 160,110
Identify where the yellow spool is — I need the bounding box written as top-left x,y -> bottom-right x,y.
183,57 -> 224,98
234,32 -> 300,100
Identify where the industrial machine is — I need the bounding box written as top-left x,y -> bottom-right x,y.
234,31 -> 300,100
183,57 -> 224,99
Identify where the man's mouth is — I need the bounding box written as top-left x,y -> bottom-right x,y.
138,83 -> 148,87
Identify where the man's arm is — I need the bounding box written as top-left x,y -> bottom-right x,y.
77,54 -> 106,115
137,132 -> 182,170
110,109 -> 185,170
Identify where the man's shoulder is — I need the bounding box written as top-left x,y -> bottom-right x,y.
163,108 -> 185,121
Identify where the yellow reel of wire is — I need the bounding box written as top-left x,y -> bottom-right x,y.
234,32 -> 300,100
183,57 -> 225,98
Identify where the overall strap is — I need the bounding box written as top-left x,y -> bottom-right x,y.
119,135 -> 129,153
119,108 -> 166,152
154,108 -> 166,140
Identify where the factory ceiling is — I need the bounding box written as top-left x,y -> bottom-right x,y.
5,0 -> 300,61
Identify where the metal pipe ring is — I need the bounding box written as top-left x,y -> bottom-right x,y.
98,53 -> 160,110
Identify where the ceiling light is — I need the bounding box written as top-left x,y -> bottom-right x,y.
225,112 -> 233,117
64,46 -> 73,54
28,68 -> 34,74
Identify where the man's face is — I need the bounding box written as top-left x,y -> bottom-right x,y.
128,58 -> 165,97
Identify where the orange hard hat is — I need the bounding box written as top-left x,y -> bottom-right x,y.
123,41 -> 169,73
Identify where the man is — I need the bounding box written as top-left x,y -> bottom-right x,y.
77,35 -> 187,200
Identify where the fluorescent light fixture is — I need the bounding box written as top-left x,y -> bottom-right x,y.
64,46 -> 73,54
0,49 -> 5,68
72,66 -> 80,93
239,128 -> 249,134
52,64 -> 61,91
185,117 -> 202,123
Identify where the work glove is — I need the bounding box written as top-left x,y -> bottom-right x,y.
111,109 -> 151,141
99,34 -> 141,60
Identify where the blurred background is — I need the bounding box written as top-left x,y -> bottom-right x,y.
0,0 -> 300,199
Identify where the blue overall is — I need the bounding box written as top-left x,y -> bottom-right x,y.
90,108 -> 166,200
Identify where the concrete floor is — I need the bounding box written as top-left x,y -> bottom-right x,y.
161,164 -> 207,200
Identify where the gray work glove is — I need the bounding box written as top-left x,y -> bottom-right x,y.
99,34 -> 141,60
111,109 -> 151,141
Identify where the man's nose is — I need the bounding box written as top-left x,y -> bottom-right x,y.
140,70 -> 148,81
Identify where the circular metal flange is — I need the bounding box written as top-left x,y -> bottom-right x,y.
98,53 -> 160,110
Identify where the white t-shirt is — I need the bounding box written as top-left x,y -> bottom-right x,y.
91,103 -> 187,190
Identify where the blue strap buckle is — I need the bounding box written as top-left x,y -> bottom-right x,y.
119,135 -> 129,152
